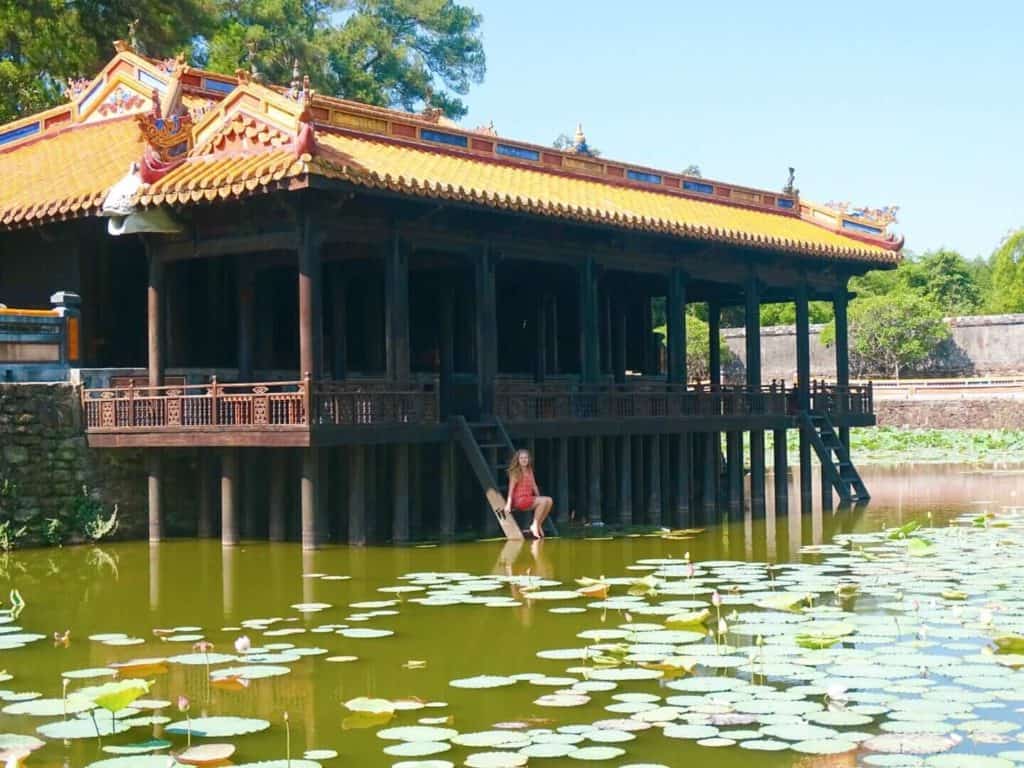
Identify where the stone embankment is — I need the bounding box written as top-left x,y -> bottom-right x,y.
875,394 -> 1024,430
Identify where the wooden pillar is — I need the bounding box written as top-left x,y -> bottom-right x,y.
745,274 -> 765,515
726,431 -> 742,516
237,258 -> 255,380
348,445 -> 367,545
146,246 -> 164,542
556,437 -> 570,525
834,282 -> 851,447
667,267 -> 687,383
475,247 -> 498,415
439,280 -> 454,418
773,429 -> 789,516
708,300 -> 721,388
300,448 -> 320,550
535,294 -> 548,383
198,450 -> 216,538
702,432 -> 717,518
796,280 -> 813,513
618,435 -> 633,526
331,268 -> 347,380
298,207 -> 323,379
548,294 -> 560,374
221,448 -> 239,547
439,441 -> 456,540
386,234 -> 410,383
612,302 -> 627,384
410,445 -> 423,538
821,461 -> 834,512
641,296 -> 655,375
646,434 -> 662,524
632,434 -> 645,517
268,451 -> 287,542
580,255 -> 600,382
393,444 -> 410,543
674,433 -> 690,527
587,436 -> 602,525
147,452 -> 162,543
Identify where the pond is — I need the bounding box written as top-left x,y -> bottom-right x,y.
3,463 -> 1024,768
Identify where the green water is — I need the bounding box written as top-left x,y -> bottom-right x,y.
3,463 -> 1024,767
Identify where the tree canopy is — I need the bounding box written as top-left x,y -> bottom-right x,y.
987,230 -> 1024,314
0,0 -> 485,123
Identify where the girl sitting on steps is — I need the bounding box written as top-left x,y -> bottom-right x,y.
504,448 -> 553,539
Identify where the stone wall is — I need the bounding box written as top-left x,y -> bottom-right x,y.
723,313 -> 1024,381
0,383 -> 196,547
875,396 -> 1024,430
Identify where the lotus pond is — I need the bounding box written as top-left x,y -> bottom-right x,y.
3,464 -> 1024,768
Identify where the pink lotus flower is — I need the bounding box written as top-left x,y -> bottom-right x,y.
234,636 -> 251,654
686,563 -> 695,579
711,591 -> 722,607
177,695 -> 190,713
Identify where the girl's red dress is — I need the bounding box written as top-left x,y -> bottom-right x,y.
511,468 -> 539,511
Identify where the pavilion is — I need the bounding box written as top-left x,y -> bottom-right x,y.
0,45 -> 901,546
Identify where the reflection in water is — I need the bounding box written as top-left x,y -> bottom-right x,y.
11,462 -> 1024,768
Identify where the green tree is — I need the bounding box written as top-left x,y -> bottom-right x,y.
827,292 -> 949,381
759,301 -> 833,327
899,249 -> 981,314
204,0 -> 485,119
0,0 -> 213,122
987,230 -> 1024,313
653,309 -> 734,383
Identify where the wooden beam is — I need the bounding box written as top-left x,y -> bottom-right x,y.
160,231 -> 300,262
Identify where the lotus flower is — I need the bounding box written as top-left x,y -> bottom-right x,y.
192,640 -> 214,654
717,618 -> 728,635
686,563 -> 695,579
711,591 -> 721,607
825,684 -> 848,703
177,695 -> 190,713
234,636 -> 251,654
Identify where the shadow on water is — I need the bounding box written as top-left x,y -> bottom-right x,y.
2,462 -> 1023,767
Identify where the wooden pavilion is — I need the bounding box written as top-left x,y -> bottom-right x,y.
0,47 -> 902,547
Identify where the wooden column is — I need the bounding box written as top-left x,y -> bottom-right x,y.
536,294 -> 548,383
221,448 -> 239,547
646,434 -> 662,524
393,444 -> 410,544
727,431 -> 743,516
331,268 -> 347,379
796,280 -> 813,513
146,245 -> 164,542
439,441 -> 456,540
674,433 -> 690,527
834,282 -> 851,447
632,434 -> 645,517
612,302 -> 627,384
556,437 -> 570,525
301,447 -> 321,550
587,436 -> 602,525
298,207 -> 323,379
773,429 -> 789,516
580,255 -> 600,382
348,445 -> 367,545
702,432 -> 717,518
822,461 -> 834,512
439,279 -> 454,418
745,274 -> 765,515
548,294 -> 560,374
618,436 -> 633,526
386,234 -> 410,383
475,247 -> 498,415
237,258 -> 255,380
198,450 -> 216,538
410,446 -> 423,537
268,450 -> 287,542
708,300 -> 721,388
668,267 -> 687,383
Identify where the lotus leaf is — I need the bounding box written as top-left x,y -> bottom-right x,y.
166,716 -> 270,737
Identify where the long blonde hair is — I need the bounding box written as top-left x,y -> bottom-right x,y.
507,449 -> 532,483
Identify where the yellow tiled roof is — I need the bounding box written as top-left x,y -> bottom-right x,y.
313,132 -> 897,263
0,118 -> 143,228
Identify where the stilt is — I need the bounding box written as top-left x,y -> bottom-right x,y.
348,445 -> 367,545
603,435 -> 617,522
148,542 -> 160,613
773,429 -> 789,516
221,448 -> 239,547
619,435 -> 633,526
750,430 -> 766,516
301,447 -> 320,550
834,282 -> 851,449
799,429 -> 813,514
221,545 -> 236,616
365,445 -> 378,541
556,437 -> 570,525
198,449 -> 215,538
410,445 -> 423,538
702,432 -> 717,518
727,431 -> 742,516
674,433 -> 690,528
796,281 -> 813,514
821,462 -> 834,512
575,437 -> 587,520
147,452 -> 162,543
646,434 -> 662,525
588,436 -> 602,525
632,434 -> 645,518
393,444 -> 410,544
440,441 -> 456,540
268,450 -> 287,542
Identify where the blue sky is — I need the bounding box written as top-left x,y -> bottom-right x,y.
459,1 -> 1022,260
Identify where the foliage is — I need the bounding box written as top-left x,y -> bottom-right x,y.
759,301 -> 833,327
0,479 -> 24,552
71,487 -> 119,542
771,427 -> 1024,464
987,230 -> 1024,313
0,0 -> 213,122
898,249 -> 982,314
203,0 -> 486,119
653,311 -> 735,383
826,292 -> 949,380
43,518 -> 66,547
0,520 -> 26,553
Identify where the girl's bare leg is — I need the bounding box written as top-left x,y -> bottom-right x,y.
531,496 -> 553,538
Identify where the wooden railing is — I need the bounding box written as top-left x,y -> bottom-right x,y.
494,381 -> 789,422
81,377 -> 440,431
809,380 -> 874,417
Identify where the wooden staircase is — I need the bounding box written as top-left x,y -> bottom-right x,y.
452,416 -> 558,540
799,410 -> 870,503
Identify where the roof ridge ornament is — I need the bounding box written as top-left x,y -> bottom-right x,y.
572,123 -> 592,157
113,19 -> 141,54
783,166 -> 797,195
